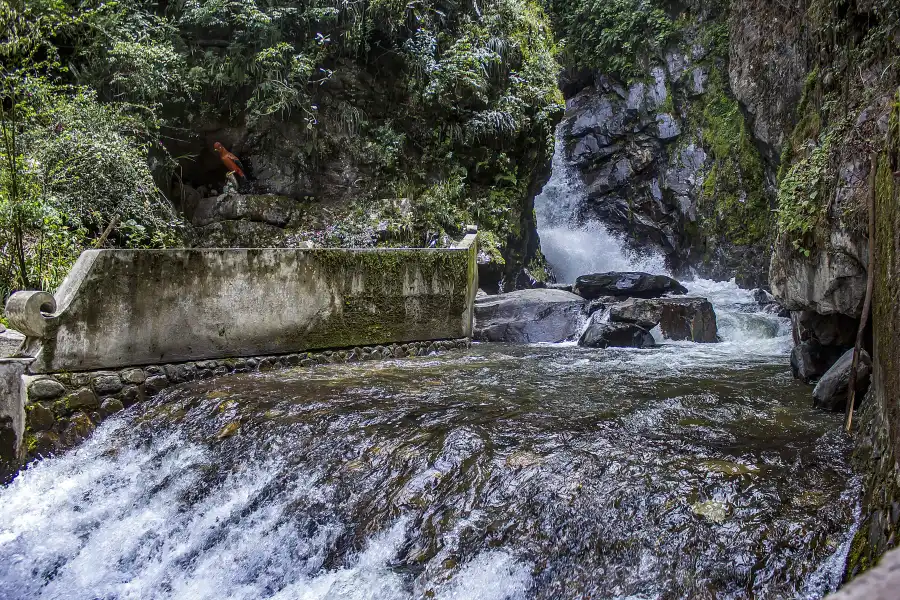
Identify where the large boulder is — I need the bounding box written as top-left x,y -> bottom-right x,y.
573,272 -> 688,300
790,340 -> 848,384
474,289 -> 586,343
578,317 -> 655,349
813,348 -> 872,412
609,297 -> 718,342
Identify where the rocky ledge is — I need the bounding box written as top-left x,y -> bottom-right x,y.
610,298 -> 718,343
474,289 -> 587,343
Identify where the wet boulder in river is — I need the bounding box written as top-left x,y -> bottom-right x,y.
578,317 -> 655,349
474,289 -> 586,343
610,298 -> 718,343
813,348 -> 872,412
573,272 -> 688,300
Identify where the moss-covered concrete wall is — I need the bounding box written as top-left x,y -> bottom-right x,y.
8,241 -> 478,374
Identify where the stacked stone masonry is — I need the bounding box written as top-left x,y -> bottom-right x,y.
23,339 -> 470,461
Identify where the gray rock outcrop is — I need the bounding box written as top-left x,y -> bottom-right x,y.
728,0 -> 809,171
610,298 -> 718,343
552,18 -> 774,287
812,348 -> 872,412
771,230 -> 868,319
573,272 -> 688,300
790,340 -> 848,384
474,289 -> 586,343
578,317 -> 655,349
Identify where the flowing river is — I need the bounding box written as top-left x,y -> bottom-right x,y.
0,136 -> 860,599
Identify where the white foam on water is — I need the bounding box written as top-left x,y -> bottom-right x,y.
0,424 -> 532,600
430,551 -> 531,600
799,477 -> 864,599
535,131 -> 667,284
538,223 -> 667,284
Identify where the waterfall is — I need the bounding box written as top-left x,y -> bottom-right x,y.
534,131 -> 666,283
534,126 -> 791,352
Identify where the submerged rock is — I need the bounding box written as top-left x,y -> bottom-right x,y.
609,297 -> 718,342
573,272 -> 688,300
692,500 -> 730,524
813,348 -> 872,412
474,289 -> 586,343
752,289 -> 790,318
751,288 -> 776,304
578,317 -> 655,349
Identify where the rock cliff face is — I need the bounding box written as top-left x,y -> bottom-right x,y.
727,0 -> 809,175
732,0 -> 892,329
552,5 -> 773,287
160,5 -> 563,292
725,0 -> 899,580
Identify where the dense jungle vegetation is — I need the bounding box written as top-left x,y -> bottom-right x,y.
3,0 -> 898,305
0,0 -> 565,303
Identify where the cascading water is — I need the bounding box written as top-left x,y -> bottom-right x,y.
534,134 -> 666,283
0,127 -> 861,599
534,128 -> 792,355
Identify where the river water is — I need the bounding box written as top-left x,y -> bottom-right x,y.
0,136 -> 860,600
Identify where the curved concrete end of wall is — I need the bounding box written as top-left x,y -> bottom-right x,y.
5,291 -> 57,338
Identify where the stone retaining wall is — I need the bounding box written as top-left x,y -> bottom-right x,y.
1,234 -> 478,476
20,339 -> 470,463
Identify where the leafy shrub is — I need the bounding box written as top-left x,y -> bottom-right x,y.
1,0 -> 183,300
549,0 -> 675,80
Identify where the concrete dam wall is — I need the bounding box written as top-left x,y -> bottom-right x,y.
0,232 -> 478,475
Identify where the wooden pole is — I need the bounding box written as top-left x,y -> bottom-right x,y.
845,152 -> 878,433
93,215 -> 120,249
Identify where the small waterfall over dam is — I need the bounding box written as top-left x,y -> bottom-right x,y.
0,129 -> 862,599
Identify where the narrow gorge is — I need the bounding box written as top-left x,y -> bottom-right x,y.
1,0 -> 899,598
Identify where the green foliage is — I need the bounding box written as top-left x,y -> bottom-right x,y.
3,0 -> 563,294
771,0 -> 899,263
695,68 -> 771,247
477,230 -> 506,266
776,120 -> 843,256
807,0 -> 900,71
0,0 -> 184,302
549,0 -> 675,80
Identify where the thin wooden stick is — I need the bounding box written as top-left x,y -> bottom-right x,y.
845,152 -> 878,433
93,215 -> 120,249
